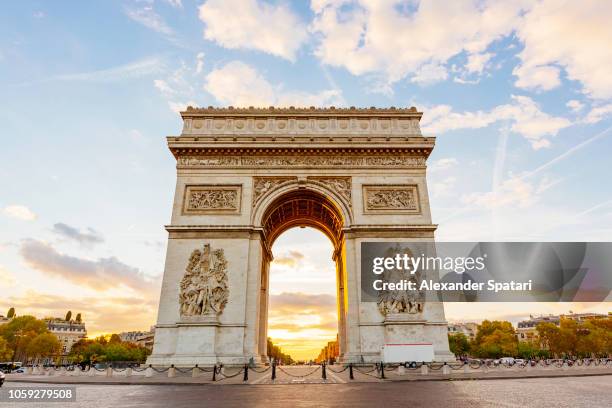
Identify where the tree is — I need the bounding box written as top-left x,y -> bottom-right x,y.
7,307 -> 15,318
537,317 -> 612,358
65,311 -> 72,322
471,320 -> 518,358
75,313 -> 82,323
448,333 -> 470,357
67,337 -> 151,364
0,337 -> 12,361
26,333 -> 61,359
0,315 -> 49,362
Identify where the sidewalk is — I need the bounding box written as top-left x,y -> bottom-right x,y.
5,364 -> 612,386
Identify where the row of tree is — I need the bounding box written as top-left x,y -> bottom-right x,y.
448,318 -> 612,359
266,338 -> 294,365
68,334 -> 151,364
0,314 -> 150,365
4,308 -> 82,323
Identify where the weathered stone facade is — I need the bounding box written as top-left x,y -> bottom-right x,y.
147,106 -> 453,366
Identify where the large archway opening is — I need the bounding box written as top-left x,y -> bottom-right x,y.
267,227 -> 338,362
257,189 -> 348,363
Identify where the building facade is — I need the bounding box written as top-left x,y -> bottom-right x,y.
45,319 -> 87,354
447,322 -> 478,341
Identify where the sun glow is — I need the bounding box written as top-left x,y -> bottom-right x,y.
267,227 -> 338,361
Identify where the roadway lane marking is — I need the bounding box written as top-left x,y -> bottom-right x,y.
327,370 -> 346,383
249,372 -> 272,385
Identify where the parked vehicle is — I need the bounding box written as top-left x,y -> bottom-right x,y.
0,370 -> 5,387
499,357 -> 515,365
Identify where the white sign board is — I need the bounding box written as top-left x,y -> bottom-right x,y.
382,343 -> 435,363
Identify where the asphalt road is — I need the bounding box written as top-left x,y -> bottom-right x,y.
2,376 -> 611,408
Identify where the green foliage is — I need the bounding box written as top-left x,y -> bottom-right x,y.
471,320 -> 518,358
7,307 -> 15,319
67,335 -> 151,364
537,318 -> 612,358
0,337 -> 12,361
448,333 -> 470,357
266,338 -> 294,365
26,333 -> 61,358
65,311 -> 72,321
0,315 -> 50,361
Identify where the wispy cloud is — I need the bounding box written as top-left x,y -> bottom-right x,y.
204,60 -> 344,107
52,223 -> 104,247
52,56 -> 164,82
20,239 -> 159,294
2,205 -> 37,221
124,4 -> 173,36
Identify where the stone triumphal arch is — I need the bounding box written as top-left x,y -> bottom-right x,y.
147,106 -> 453,366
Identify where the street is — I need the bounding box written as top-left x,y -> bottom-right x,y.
2,375 -> 611,408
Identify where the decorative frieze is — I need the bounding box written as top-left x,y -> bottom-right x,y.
179,244 -> 229,318
252,177 -> 296,207
363,185 -> 420,213
177,155 -> 426,169
179,106 -> 423,136
183,185 -> 242,214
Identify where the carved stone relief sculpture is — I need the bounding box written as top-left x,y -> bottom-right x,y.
363,185 -> 420,213
377,245 -> 424,316
308,177 -> 352,207
179,244 -> 229,318
183,185 -> 241,214
252,177 -> 296,207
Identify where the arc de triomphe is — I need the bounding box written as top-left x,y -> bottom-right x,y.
147,106 -> 453,366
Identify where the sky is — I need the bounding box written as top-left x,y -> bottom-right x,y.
1,1 -> 611,360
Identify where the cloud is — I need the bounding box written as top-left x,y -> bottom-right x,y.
198,0 -> 308,61
2,205 -> 37,221
429,158 -> 459,172
514,0 -> 612,99
195,52 -> 205,74
410,63 -> 448,85
311,1 -> 527,83
267,292 -> 338,359
465,52 -> 494,74
583,104 -> 612,124
164,0 -> 182,8
273,250 -> 305,268
51,223 -> 104,246
204,60 -> 344,107
124,4 -> 173,35
0,266 -> 16,287
461,176 -> 561,210
430,176 -> 457,199
421,95 -> 571,149
566,100 -> 584,113
20,239 -> 158,295
269,292 -> 336,311
53,57 -> 163,82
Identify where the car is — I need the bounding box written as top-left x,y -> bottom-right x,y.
14,368 -> 26,374
0,370 -> 5,387
499,357 -> 515,365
